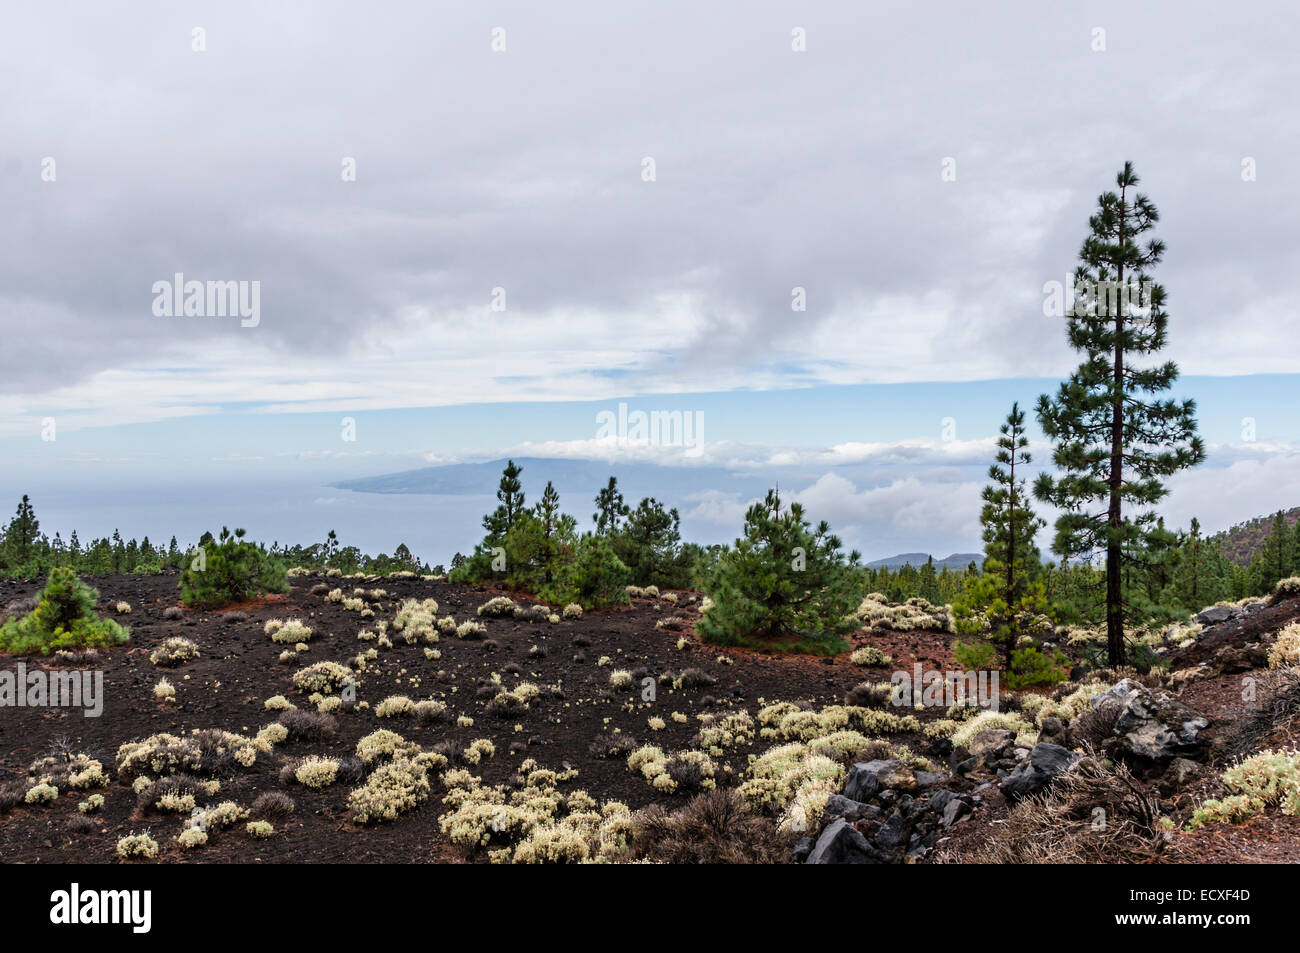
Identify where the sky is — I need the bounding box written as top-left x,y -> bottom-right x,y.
1,1 -> 1298,563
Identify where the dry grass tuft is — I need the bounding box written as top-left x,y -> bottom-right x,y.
939,755 -> 1178,864
627,788 -> 793,864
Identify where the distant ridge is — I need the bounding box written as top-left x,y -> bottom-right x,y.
866,552 -> 983,571
1209,507 -> 1300,566
330,457 -> 775,511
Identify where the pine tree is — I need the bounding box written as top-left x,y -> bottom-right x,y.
0,566 -> 131,654
616,497 -> 687,588
1249,511 -> 1294,594
918,556 -> 940,604
593,476 -> 629,535
483,460 -> 526,542
955,403 -> 1048,668
532,481 -> 577,586
179,527 -> 289,608
1293,518 -> 1300,578
4,495 -> 40,568
698,489 -> 861,655
1171,517 -> 1218,609
1035,162 -> 1205,666
567,533 -> 631,609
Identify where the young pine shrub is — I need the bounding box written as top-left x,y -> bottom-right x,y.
697,490 -> 860,656
179,527 -> 288,609
565,533 -> 631,610
0,568 -> 130,655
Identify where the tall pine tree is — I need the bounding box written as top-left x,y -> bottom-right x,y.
955,403 -> 1047,667
1035,163 -> 1204,666
592,476 -> 629,535
482,460 -> 526,542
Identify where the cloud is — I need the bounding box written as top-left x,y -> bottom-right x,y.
1165,448 -> 1300,533
794,473 -> 985,539
3,1 -> 1299,432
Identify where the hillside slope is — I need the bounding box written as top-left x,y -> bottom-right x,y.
1210,507 -> 1300,565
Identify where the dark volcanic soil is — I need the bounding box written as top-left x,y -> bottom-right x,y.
0,573 -> 950,864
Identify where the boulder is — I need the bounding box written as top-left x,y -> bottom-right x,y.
1089,678 -> 1144,711
941,797 -> 971,827
805,818 -> 890,864
1209,644 -> 1269,675
1037,715 -> 1068,746
1111,687 -> 1208,763
915,770 -> 947,788
873,811 -> 909,850
1195,605 -> 1235,626
844,758 -> 916,799
968,728 -> 1014,760
843,761 -> 884,802
791,837 -> 814,862
999,742 -> 1082,801
822,794 -> 879,823
1159,757 -> 1204,794
929,789 -> 957,814
879,763 -> 918,793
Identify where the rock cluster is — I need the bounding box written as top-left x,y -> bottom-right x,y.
1194,601 -> 1267,627
798,758 -> 977,864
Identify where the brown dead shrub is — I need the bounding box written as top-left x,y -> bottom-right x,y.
627,788 -> 793,864
938,755 -> 1178,864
